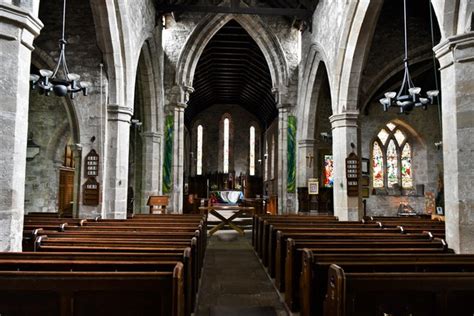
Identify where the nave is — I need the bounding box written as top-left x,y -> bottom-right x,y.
1,211 -> 473,316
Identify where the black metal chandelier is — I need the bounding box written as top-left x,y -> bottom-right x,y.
379,0 -> 439,114
29,0 -> 90,98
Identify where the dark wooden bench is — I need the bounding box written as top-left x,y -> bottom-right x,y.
259,221 -> 377,262
0,265 -> 185,316
283,238 -> 450,310
272,229 -> 434,279
265,227 -> 408,275
252,215 -> 338,252
323,264 -> 474,316
300,251 -> 474,316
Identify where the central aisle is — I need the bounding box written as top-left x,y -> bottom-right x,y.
195,231 -> 288,316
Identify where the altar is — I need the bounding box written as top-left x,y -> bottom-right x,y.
211,190 -> 244,205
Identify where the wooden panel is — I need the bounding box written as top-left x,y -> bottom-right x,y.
58,169 -> 74,215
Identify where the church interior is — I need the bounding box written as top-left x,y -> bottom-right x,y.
0,0 -> 473,315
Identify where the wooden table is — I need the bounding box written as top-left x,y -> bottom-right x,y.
199,205 -> 255,236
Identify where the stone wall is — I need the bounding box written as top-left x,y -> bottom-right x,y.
190,104 -> 262,176
361,102 -> 443,216
264,119 -> 279,196
25,93 -> 70,213
33,0 -> 105,217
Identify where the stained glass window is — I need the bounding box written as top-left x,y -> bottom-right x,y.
197,125 -> 203,175
386,140 -> 399,187
377,129 -> 389,145
401,143 -> 412,188
249,126 -> 255,176
386,122 -> 396,131
323,155 -> 334,188
223,118 -> 229,173
372,123 -> 413,190
394,129 -> 406,146
372,142 -> 384,188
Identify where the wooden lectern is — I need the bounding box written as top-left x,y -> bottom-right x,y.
147,195 -> 169,214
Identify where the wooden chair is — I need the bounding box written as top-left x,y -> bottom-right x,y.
147,196 -> 169,214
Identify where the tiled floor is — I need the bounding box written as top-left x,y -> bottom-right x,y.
194,231 -> 288,316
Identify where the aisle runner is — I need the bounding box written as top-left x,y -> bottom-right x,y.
195,231 -> 287,316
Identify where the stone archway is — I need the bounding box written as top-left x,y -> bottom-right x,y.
171,14 -> 290,213
176,14 -> 289,97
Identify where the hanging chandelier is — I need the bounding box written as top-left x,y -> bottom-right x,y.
379,0 -> 439,114
29,0 -> 90,98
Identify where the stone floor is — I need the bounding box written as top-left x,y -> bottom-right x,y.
194,230 -> 288,316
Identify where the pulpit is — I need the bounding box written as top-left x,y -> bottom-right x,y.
147,195 -> 169,214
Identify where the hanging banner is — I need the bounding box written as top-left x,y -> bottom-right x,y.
287,115 -> 297,193
162,114 -> 174,193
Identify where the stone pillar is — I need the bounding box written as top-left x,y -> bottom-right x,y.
170,102 -> 186,213
435,33 -> 474,254
103,105 -> 132,219
0,4 -> 42,251
297,139 -> 316,187
329,112 -> 362,221
140,131 -> 162,213
277,105 -> 289,214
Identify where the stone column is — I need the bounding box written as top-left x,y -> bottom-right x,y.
277,105 -> 289,214
103,105 -> 132,219
435,33 -> 474,254
140,131 -> 162,213
297,139 -> 316,187
329,112 -> 362,221
170,102 -> 186,213
0,4 -> 42,251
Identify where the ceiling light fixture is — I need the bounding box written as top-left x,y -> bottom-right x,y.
29,0 -> 91,98
379,0 -> 439,114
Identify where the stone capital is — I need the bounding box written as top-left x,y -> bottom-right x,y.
434,32 -> 474,69
298,139 -> 316,147
329,111 -> 359,129
107,104 -> 133,123
141,131 -> 162,142
0,4 -> 43,50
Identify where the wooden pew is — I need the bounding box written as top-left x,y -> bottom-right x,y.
300,251 -> 474,316
264,223 -> 386,269
260,221 -> 376,263
34,228 -> 205,276
283,238 -> 450,311
0,264 -> 185,316
272,229 -> 434,280
265,226 -> 407,275
323,264 -> 474,316
252,215 -> 338,252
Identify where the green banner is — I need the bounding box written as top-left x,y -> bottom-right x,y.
162,114 -> 174,193
287,115 -> 297,193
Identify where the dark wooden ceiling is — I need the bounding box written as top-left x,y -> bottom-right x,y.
185,19 -> 277,127
156,0 -> 317,30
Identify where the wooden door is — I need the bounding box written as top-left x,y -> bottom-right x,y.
58,169 -> 74,216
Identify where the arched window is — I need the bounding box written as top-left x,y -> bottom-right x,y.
223,118 -> 230,173
249,126 -> 255,176
371,122 -> 413,189
196,125 -> 203,175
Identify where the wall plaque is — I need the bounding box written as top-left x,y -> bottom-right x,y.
346,152 -> 360,197
83,177 -> 100,206
85,149 -> 99,177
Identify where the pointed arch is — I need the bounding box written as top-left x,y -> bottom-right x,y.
176,14 -> 289,93
297,43 -> 334,141
335,1 -> 383,113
